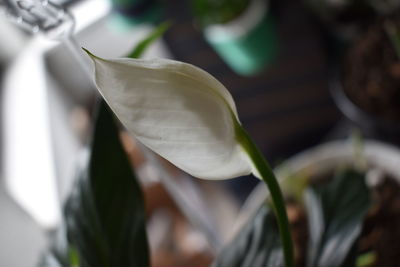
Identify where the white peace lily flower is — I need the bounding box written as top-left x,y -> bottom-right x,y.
86,51 -> 255,180
85,51 -> 294,267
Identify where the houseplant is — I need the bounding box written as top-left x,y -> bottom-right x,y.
191,0 -> 278,76
41,21 -> 295,267
83,43 -> 295,267
303,0 -> 374,41
40,21 -> 400,267
221,139 -> 400,266
41,98 -> 400,267
331,15 -> 400,144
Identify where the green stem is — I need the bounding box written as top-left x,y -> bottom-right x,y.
236,124 -> 294,267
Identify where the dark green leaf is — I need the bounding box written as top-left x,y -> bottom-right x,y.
64,101 -> 149,267
212,205 -> 283,267
127,21 -> 171,59
41,24 -> 167,267
305,169 -> 371,267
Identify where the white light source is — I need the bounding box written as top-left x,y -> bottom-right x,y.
3,41 -> 61,229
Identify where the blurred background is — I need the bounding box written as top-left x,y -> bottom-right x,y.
1,0 -> 399,266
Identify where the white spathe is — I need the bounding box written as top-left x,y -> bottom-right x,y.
88,54 -> 253,179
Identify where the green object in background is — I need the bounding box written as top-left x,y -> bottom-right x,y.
192,0 -> 250,27
357,252 -> 377,267
205,14 -> 278,76
305,168 -> 371,267
109,0 -> 163,27
213,168 -> 371,267
127,21 -> 171,58
203,0 -> 278,76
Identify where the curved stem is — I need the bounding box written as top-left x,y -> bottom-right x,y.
236,125 -> 294,267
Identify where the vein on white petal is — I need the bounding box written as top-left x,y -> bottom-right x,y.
139,135 -> 226,145
127,124 -> 210,130
93,57 -> 240,121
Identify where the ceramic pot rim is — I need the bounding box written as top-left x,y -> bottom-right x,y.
229,140 -> 400,241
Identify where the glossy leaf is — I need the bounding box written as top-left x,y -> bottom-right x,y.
212,205 -> 283,267
85,50 -> 253,180
305,169 -> 370,267
64,102 -> 149,267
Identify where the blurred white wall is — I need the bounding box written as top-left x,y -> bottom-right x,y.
0,17 -> 28,65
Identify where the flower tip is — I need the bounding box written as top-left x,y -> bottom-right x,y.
82,48 -> 101,61
82,47 -> 92,56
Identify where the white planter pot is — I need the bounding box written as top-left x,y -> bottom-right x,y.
231,140 -> 400,237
